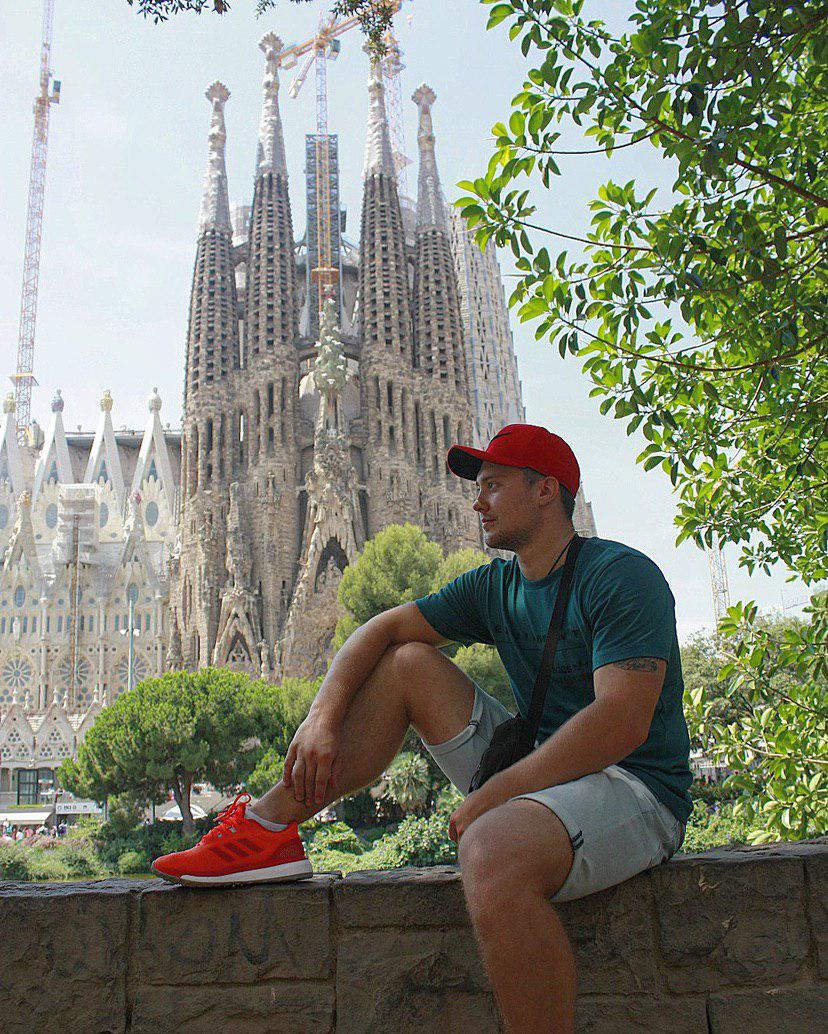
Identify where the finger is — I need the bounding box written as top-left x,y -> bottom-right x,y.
303,761 -> 317,807
292,759 -> 305,802
283,744 -> 296,786
314,760 -> 331,806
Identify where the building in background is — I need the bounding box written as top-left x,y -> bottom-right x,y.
0,39 -> 596,791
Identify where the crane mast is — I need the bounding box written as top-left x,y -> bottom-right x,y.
279,2 -> 410,324
707,539 -> 732,626
13,0 -> 61,445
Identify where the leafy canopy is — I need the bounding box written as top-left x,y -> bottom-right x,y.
458,0 -> 827,584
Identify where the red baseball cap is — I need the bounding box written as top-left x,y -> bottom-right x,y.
447,424 -> 580,496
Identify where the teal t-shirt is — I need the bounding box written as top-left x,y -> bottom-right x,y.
415,536 -> 693,824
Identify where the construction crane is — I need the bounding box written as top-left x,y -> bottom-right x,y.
276,2 -> 410,324
707,539 -> 731,625
12,0 -> 61,445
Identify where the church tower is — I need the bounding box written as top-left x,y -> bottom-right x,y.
176,82 -> 239,668
409,83 -> 479,552
357,57 -> 419,533
212,33 -> 303,675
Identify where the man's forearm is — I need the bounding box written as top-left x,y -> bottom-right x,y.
308,618 -> 392,724
488,699 -> 645,803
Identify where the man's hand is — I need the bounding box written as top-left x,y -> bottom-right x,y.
448,777 -> 511,844
283,710 -> 343,809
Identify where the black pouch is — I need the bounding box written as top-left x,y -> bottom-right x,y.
468,715 -> 534,793
468,534 -> 584,794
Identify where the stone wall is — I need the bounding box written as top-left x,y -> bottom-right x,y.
0,839 -> 824,1033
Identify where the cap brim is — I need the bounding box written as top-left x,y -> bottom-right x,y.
446,444 -> 490,480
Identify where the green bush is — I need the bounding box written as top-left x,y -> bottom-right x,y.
0,844 -> 32,881
118,849 -> 152,875
307,821 -> 364,855
62,844 -> 107,879
681,802 -> 768,853
365,813 -> 457,868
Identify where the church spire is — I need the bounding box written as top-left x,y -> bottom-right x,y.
244,31 -> 298,366
411,83 -> 468,392
199,82 -> 232,234
412,84 -> 447,232
183,86 -> 239,407
256,33 -> 288,178
363,56 -> 395,179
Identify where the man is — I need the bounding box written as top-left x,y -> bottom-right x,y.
154,423 -> 693,1033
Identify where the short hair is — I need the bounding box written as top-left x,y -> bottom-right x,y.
521,467 -> 576,521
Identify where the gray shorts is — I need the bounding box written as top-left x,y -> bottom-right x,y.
422,682 -> 686,902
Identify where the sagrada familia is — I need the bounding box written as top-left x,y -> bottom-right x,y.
0,36 -> 595,802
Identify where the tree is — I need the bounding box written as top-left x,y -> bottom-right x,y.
456,0 -> 826,841
331,523 -> 443,649
60,669 -> 266,837
384,751 -> 432,815
459,0 -> 826,583
686,601 -> 827,840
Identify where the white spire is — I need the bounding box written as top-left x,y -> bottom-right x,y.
256,33 -> 288,177
412,84 -> 448,232
84,390 -> 126,509
0,395 -> 26,498
363,56 -> 395,178
33,389 -> 74,502
130,389 -> 176,508
199,81 -> 232,234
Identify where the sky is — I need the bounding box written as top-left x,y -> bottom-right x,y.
0,0 -> 811,639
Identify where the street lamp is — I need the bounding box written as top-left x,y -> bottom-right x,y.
120,584 -> 141,693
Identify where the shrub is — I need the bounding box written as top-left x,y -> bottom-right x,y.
681,802 -> 768,853
118,849 -> 152,875
0,844 -> 32,881
365,813 -> 457,868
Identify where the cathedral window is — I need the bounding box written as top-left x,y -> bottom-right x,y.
99,502 -> 109,528
0,505 -> 8,529
57,616 -> 63,633
13,587 -> 25,608
45,503 -> 58,529
1,618 -> 5,634
145,501 -> 159,527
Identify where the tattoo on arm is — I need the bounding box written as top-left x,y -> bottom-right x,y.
611,657 -> 660,672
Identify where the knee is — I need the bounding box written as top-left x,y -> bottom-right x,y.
364,641 -> 440,696
459,819 -> 527,925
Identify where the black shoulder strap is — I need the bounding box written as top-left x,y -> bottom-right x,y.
524,534 -> 584,745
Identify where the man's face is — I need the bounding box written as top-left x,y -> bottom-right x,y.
472,462 -> 545,552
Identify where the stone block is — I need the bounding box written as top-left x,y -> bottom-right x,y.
576,995 -> 709,1033
805,852 -> 828,979
336,866 -> 469,928
557,872 -> 658,995
0,879 -> 131,1034
707,986 -> 828,1032
336,927 -> 499,1033
136,877 -> 335,985
650,850 -> 810,992
130,983 -> 334,1034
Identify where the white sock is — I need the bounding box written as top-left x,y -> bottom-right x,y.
246,804 -> 287,832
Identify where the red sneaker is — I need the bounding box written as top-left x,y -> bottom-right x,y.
151,792 -> 313,887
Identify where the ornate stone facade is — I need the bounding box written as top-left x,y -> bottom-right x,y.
0,389 -> 179,803
169,45 -> 500,682
0,38 -> 598,789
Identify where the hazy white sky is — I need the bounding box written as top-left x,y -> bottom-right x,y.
0,0 -> 810,638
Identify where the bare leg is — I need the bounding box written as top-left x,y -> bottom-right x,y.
460,800 -> 577,1034
253,642 -> 476,825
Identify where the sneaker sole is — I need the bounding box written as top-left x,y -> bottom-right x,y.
152,859 -> 314,887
